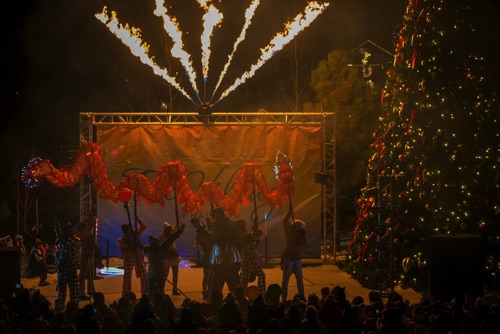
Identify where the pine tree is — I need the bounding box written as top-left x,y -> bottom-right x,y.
346,0 -> 499,290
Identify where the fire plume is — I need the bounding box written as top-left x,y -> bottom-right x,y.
197,0 -> 223,81
95,7 -> 194,103
216,1 -> 329,103
96,1 -> 330,106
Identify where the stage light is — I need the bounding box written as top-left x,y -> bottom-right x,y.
199,102 -> 213,116
99,267 -> 124,276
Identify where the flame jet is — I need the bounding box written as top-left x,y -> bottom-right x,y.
95,7 -> 195,103
96,1 -> 330,107
215,1 -> 329,104
153,0 -> 201,103
210,0 -> 261,102
197,0 -> 223,83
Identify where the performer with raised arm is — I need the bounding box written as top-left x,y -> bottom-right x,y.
117,219 -> 147,296
280,209 -> 306,302
54,219 -> 81,311
160,222 -> 182,295
143,223 -> 185,298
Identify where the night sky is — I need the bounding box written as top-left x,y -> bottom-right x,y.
1,0 -> 499,222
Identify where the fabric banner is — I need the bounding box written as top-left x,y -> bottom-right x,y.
96,124 -> 322,259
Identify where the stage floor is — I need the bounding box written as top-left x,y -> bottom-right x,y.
22,260 -> 423,309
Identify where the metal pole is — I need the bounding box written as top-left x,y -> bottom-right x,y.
106,241 -> 109,270
173,186 -> 180,229
333,111 -> 338,265
321,112 -> 327,264
124,203 -> 143,277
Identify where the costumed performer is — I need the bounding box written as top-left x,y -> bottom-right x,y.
75,215 -> 97,300
208,207 -> 244,301
54,219 -> 81,311
239,217 -> 266,297
142,223 -> 185,298
191,214 -> 214,300
117,219 -> 147,296
160,222 -> 182,295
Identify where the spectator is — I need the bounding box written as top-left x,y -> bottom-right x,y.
234,285 -> 251,314
247,294 -> 268,334
282,304 -> 302,333
318,294 -> 343,333
218,293 -> 243,333
129,295 -> 156,333
92,291 -> 111,323
378,307 -> 410,334
173,307 -> 197,334
76,304 -> 101,333
299,305 -> 328,333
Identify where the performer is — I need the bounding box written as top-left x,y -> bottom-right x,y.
117,219 -> 147,296
28,237 -> 50,286
75,215 -> 97,300
239,217 -> 266,297
142,224 -> 185,298
208,207 -> 244,300
280,209 -> 306,302
191,214 -> 214,300
160,222 -> 182,295
54,219 -> 81,311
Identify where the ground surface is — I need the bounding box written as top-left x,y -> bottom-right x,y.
21,258 -> 423,309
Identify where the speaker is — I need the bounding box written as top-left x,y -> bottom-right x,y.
431,234 -> 484,302
0,248 -> 21,299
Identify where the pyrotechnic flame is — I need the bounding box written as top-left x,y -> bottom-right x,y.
215,1 -> 329,104
197,0 -> 223,81
96,1 -> 329,107
95,7 -> 195,103
211,0 -> 260,101
153,0 -> 201,102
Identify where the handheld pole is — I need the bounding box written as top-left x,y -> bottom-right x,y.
252,183 -> 259,230
173,186 -> 180,229
124,203 -> 143,277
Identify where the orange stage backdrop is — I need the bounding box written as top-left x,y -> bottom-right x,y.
97,124 -> 322,258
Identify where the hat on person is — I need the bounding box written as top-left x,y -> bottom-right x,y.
15,235 -> 23,241
34,238 -> 42,245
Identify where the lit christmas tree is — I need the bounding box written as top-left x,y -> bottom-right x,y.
346,0 -> 499,291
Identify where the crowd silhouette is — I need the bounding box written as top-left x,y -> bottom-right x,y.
1,281 -> 500,333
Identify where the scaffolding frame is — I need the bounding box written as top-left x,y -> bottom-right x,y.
79,111 -> 336,260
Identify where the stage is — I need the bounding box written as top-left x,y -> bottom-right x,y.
21,259 -> 423,309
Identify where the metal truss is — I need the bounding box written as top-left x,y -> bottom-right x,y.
79,111 -> 336,258
79,112 -> 333,126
